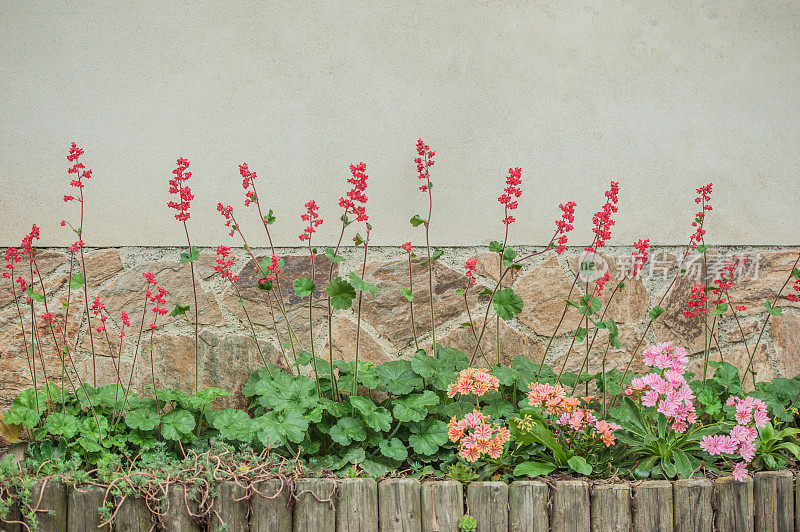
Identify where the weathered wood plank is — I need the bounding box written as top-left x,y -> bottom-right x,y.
420,480 -> 463,532
673,479 -> 712,532
796,473 -> 800,532
293,478 -> 335,532
164,484 -> 202,531
114,496 -> 153,532
715,475 -> 753,532
379,478 -> 422,532
210,481 -> 248,532
590,484 -> 630,532
336,478 -> 378,532
633,480 -> 672,532
67,485 -> 109,532
508,480 -> 548,532
755,471 -> 794,532
0,493 -> 21,532
27,481 -> 67,532
551,480 -> 589,532
251,478 -> 292,532
466,481 -> 508,532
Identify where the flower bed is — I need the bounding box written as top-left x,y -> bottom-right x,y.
1,140 -> 800,530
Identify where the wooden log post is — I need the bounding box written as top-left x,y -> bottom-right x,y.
0,494 -> 21,532
336,478 -> 378,532
251,478 -> 292,532
508,480 -> 548,532
551,480 -> 589,532
420,480 -> 463,532
28,481 -> 67,532
590,484 -> 630,532
114,496 -> 153,532
210,481 -> 248,532
164,484 -> 202,531
379,478 -> 422,532
715,475 -> 754,532
466,482 -> 508,532
67,485 -> 109,532
633,480 -> 673,532
755,471 -> 794,532
293,478 -> 335,532
796,473 -> 800,532
673,479 -> 713,532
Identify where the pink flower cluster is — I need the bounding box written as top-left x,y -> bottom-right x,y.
263,255 -> 281,282
689,183 -> 713,249
414,139 -> 435,192
65,142 -> 92,199
92,297 -> 108,332
448,410 -> 510,461
555,408 -> 621,448
701,395 -> 769,481
464,258 -> 478,286
625,342 -> 697,433
631,239 -> 650,276
401,242 -> 412,253
143,272 -> 168,328
167,157 -> 194,222
239,163 -> 258,207
498,167 -> 522,225
446,367 -> 500,398
217,203 -> 236,237
299,200 -> 323,241
789,276 -> 800,303
2,247 -> 21,280
340,163 -> 369,222
214,246 -> 239,283
585,182 -> 620,253
554,201 -> 577,254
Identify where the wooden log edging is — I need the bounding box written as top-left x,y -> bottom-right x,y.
6,471 -> 800,531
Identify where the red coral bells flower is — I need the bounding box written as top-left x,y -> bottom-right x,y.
143,271 -> 158,285
787,279 -> 800,303
631,238 -> 650,276
121,311 -> 130,327
339,163 -> 369,221
239,163 -> 259,207
585,182 -> 620,252
401,242 -> 412,253
214,245 -> 239,283
167,157 -> 194,222
464,258 -> 478,286
66,143 -> 91,198
498,167 -> 522,225
594,271 -> 611,296
3,247 -> 21,279
20,225 -> 40,256
414,139 -> 435,192
299,200 -> 324,241
689,183 -> 713,249
264,255 -> 281,282
41,312 -> 53,324
684,282 -> 709,318
217,203 -> 236,236
554,201 -> 577,254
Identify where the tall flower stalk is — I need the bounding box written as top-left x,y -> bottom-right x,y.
496,167 -> 522,365
167,157 -> 200,393
414,140 -> 437,355
63,143 -> 98,385
298,200 -> 324,396
401,242 -> 420,351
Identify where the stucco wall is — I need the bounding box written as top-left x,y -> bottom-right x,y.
2,1 -> 800,248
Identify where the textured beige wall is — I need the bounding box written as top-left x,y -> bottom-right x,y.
1,1 -> 799,248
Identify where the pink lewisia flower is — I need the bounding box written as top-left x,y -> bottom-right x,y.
732,462 -> 748,482
700,435 -> 721,456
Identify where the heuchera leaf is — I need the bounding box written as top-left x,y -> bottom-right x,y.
649,305 -> 664,320
493,288 -> 524,321
293,277 -> 316,297
169,303 -> 190,317
764,301 -> 783,316
348,272 -> 379,296
324,248 -> 345,263
68,272 -> 85,289
401,287 -> 414,301
410,215 -> 426,227
179,246 -> 200,264
326,278 -> 356,309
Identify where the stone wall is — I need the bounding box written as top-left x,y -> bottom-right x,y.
1,245 -> 798,409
